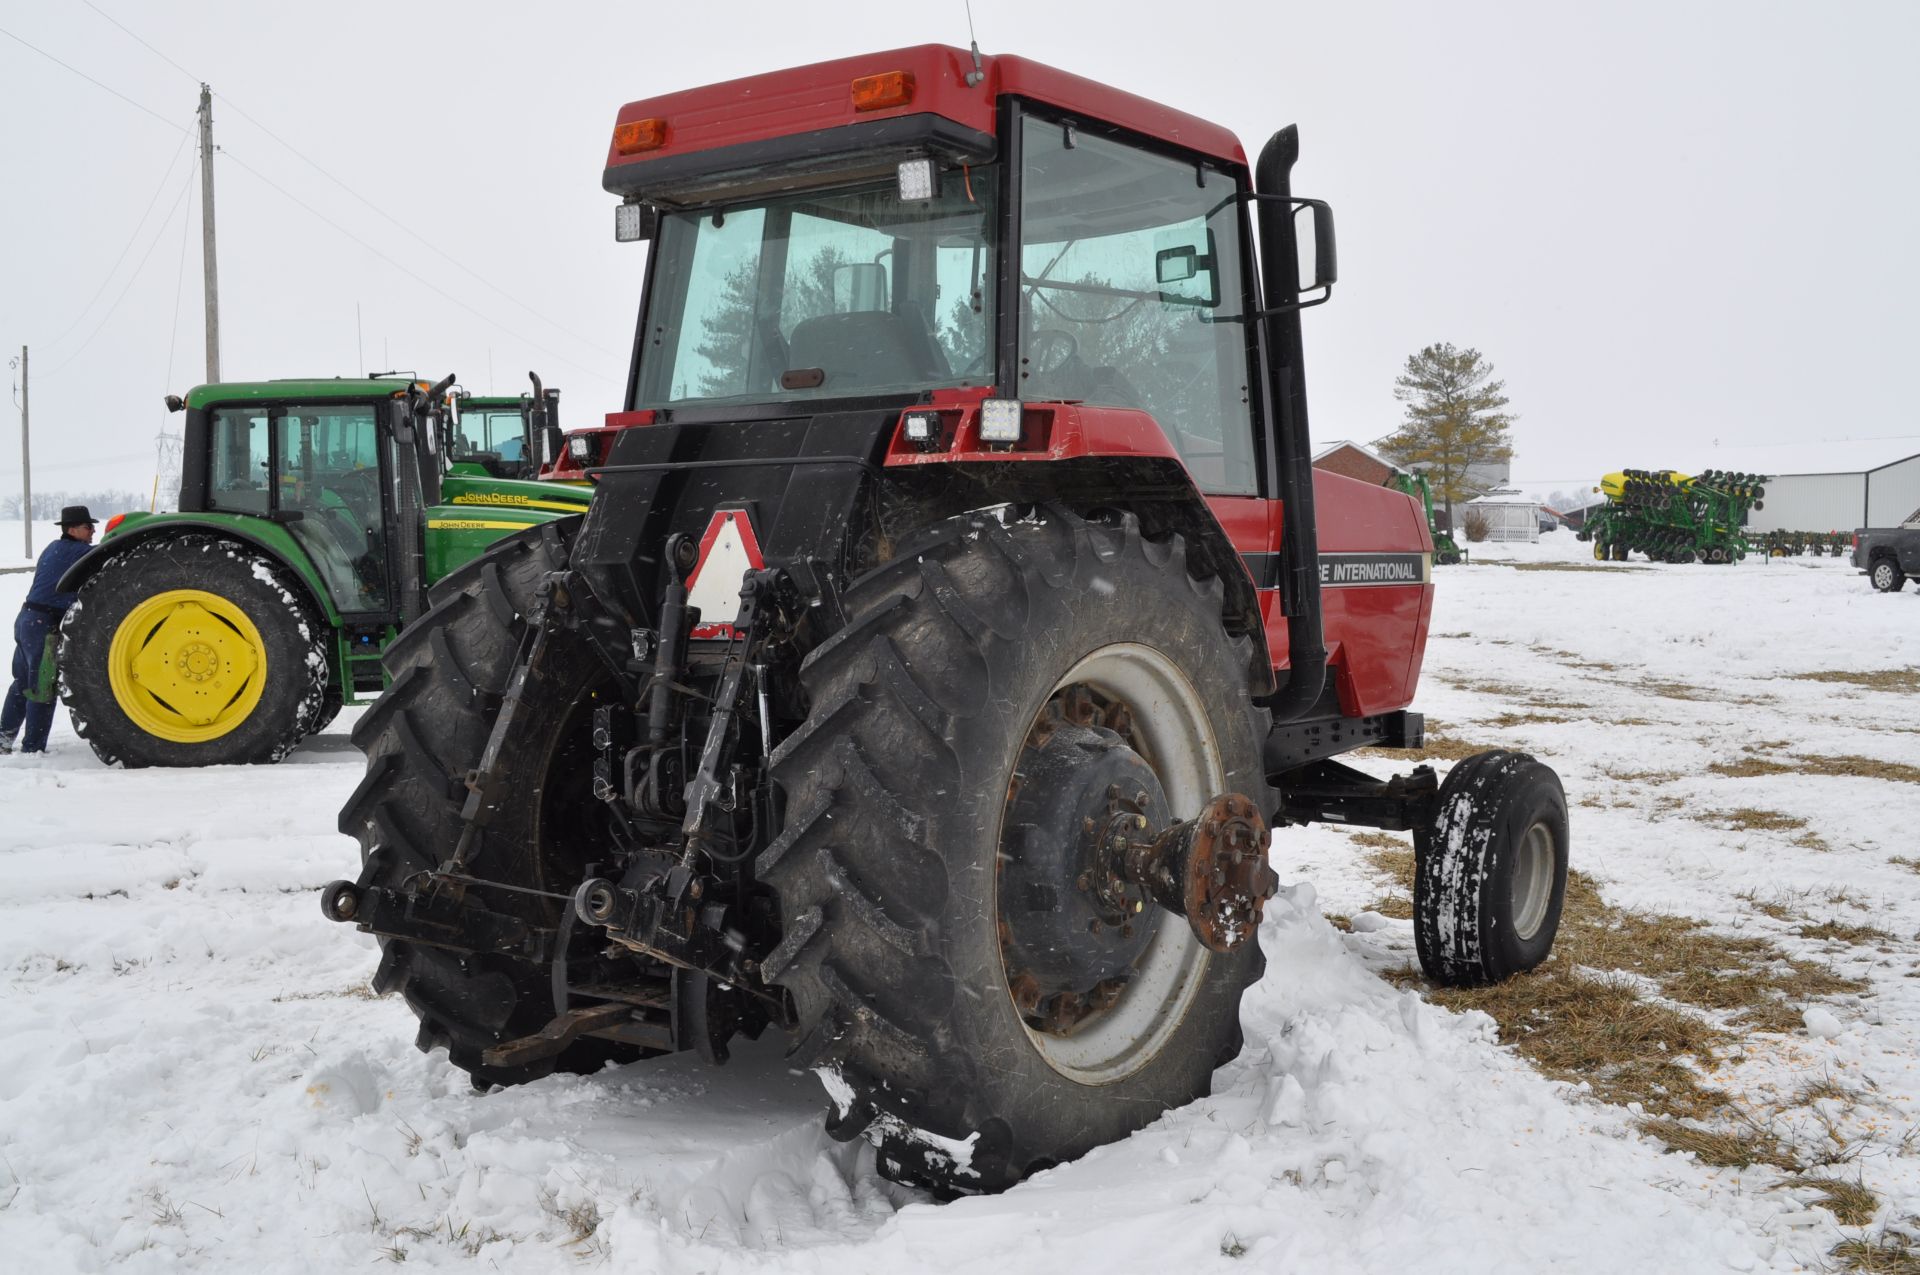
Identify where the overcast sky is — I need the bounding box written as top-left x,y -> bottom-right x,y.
3,0 -> 1915,501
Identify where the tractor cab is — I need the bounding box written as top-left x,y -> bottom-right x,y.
178,376 -> 456,625
450,378 -> 563,481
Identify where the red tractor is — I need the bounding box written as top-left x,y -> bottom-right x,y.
325,45 -> 1569,1195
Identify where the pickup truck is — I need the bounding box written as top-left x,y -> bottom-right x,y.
1853,514 -> 1920,592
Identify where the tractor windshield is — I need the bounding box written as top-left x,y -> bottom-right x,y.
635,166 -> 997,408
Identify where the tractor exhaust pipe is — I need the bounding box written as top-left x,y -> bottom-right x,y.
1254,126 -> 1328,723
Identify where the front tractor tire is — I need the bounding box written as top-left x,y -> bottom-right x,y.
59,535 -> 328,767
761,507 -> 1271,1195
1413,750 -> 1569,987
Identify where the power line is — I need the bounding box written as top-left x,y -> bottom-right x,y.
75,4 -> 624,363
215,94 -> 623,360
78,0 -> 198,83
41,130 -> 193,353
218,147 -> 617,387
43,164 -> 196,378
0,23 -> 187,133
165,173 -> 196,390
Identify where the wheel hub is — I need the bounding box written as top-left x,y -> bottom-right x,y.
1001,722 -> 1168,1032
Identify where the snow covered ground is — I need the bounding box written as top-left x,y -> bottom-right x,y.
2,530 -> 1916,1272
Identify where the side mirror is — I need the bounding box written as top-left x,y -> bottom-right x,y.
1292,199 -> 1338,291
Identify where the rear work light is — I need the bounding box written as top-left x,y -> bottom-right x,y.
851,71 -> 914,111
979,399 -> 1023,445
567,434 -> 596,462
614,202 -> 647,242
614,117 -> 668,155
902,410 -> 941,451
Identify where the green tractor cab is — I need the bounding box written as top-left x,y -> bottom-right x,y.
57,373 -> 589,767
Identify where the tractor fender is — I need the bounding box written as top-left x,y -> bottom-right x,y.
880,402 -> 1270,693
56,512 -> 342,628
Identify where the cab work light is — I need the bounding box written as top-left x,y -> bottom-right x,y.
614,117 -> 668,155
979,399 -> 1023,444
897,158 -> 935,202
614,202 -> 647,242
567,434 -> 596,462
851,71 -> 914,111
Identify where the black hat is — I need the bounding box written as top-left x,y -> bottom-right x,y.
57,505 -> 95,528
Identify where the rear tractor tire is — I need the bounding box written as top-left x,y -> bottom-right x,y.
1413,750 -> 1569,987
336,519 -> 645,1089
59,534 -> 329,767
1870,557 -> 1907,593
761,506 -> 1271,1195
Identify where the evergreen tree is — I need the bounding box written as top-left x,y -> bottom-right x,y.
1377,343 -> 1515,527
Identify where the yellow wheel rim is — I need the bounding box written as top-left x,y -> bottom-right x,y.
106,588 -> 268,744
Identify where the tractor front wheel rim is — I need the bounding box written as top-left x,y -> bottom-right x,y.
1510,820 -> 1557,941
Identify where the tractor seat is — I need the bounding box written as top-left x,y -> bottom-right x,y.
785,310 -> 950,392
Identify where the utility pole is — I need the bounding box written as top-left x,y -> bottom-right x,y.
198,84 -> 221,382
16,345 -> 29,559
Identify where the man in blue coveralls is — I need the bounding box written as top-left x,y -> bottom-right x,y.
1,505 -> 98,754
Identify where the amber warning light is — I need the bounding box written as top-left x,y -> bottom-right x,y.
851,71 -> 914,112
614,118 -> 668,155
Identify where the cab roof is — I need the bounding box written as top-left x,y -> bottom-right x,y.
604,43 -> 1246,195
182,378 -> 430,410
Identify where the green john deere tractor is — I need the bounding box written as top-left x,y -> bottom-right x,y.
56,373 -> 589,767
1386,469 -> 1465,564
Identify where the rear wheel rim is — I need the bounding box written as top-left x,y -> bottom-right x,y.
106,588 -> 268,743
998,643 -> 1221,1085
1510,820 -> 1556,940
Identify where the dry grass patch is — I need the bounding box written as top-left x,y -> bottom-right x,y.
1738,891 -> 1802,923
1489,712 -> 1576,729
1712,753 -> 1920,785
1831,1236 -> 1920,1274
1602,766 -> 1686,784
1640,1118 -> 1796,1170
1503,561 -> 1641,574
1890,857 -> 1920,875
1792,668 -> 1920,695
1438,674 -> 1535,698
1351,834 -> 1416,919
1817,755 -> 1920,785
1796,1176 -> 1880,1227
1354,731 -> 1488,762
1398,869 -> 1868,1168
1710,756 -> 1796,779
1797,920 -> 1895,945
1698,807 -> 1809,836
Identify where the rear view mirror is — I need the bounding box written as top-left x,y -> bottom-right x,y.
1292,199 -> 1338,292
1155,244 -> 1199,284
831,262 -> 888,313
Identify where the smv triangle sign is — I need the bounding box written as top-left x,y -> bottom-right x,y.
684,509 -> 766,639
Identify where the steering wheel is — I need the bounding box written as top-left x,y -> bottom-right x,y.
1027,329 -> 1078,376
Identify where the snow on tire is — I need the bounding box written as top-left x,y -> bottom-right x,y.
1414,750 -> 1569,987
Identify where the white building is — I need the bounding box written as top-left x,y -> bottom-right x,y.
1465,489 -> 1541,543
1744,452 -> 1920,533
1675,442 -> 1920,533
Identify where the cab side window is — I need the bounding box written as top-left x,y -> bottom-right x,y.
208,408 -> 270,513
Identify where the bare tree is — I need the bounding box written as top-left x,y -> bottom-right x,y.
1377,343 -> 1515,528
